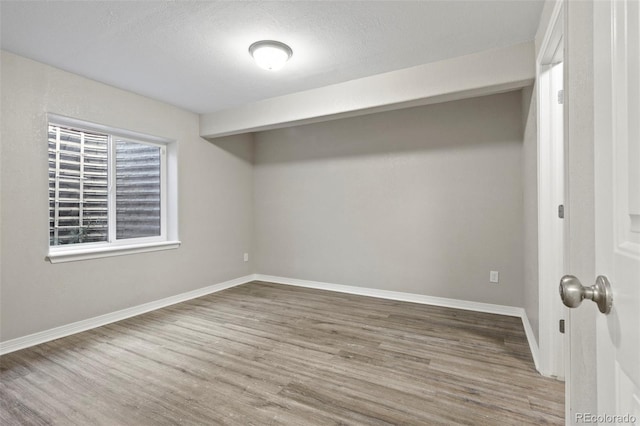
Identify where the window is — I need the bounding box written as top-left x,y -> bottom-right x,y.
47,115 -> 179,263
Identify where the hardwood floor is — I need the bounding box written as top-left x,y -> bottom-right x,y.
0,281 -> 564,425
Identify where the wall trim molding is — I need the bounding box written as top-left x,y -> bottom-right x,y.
520,309 -> 541,371
0,274 -> 257,355
255,274 -> 541,371
256,274 -> 522,315
535,0 -> 566,380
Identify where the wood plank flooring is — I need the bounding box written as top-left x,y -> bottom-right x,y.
0,281 -> 564,425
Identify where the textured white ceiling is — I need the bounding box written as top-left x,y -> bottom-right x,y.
0,1 -> 543,114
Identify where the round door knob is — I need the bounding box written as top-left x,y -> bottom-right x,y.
559,275 -> 613,314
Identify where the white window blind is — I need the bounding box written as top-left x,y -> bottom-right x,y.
47,118 -> 177,262
49,125 -> 109,245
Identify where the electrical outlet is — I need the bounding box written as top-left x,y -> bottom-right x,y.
490,271 -> 499,283
244,253 -> 249,262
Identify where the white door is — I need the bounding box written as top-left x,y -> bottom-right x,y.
594,0 -> 640,421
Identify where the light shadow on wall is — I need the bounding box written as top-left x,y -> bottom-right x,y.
252,90 -> 523,165
205,133 -> 254,164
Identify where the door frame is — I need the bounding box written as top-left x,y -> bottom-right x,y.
536,0 -> 566,380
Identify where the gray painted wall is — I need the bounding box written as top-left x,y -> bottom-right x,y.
254,92 -> 525,307
0,51 -> 254,341
1,51 -> 532,345
522,85 -> 540,344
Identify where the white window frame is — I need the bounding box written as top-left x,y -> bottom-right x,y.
46,114 -> 180,263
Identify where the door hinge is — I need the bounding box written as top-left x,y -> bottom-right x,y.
558,204 -> 565,219
559,319 -> 565,334
557,89 -> 564,104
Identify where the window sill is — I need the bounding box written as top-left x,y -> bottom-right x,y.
46,241 -> 181,264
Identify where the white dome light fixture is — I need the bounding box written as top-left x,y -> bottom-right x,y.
249,40 -> 293,71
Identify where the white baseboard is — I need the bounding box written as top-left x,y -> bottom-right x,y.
255,274 -> 523,316
0,274 -> 257,355
520,310 -> 540,371
255,274 -> 541,372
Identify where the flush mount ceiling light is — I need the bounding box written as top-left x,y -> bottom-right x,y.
249,40 -> 293,71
